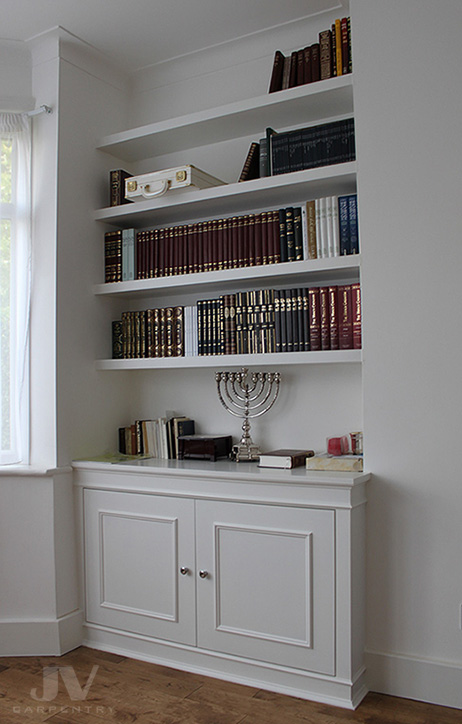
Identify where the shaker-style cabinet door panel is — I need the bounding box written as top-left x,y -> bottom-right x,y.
196,500 -> 335,675
84,489 -> 196,645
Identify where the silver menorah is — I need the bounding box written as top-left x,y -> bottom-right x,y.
215,368 -> 281,462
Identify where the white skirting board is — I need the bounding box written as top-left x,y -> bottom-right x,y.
0,610 -> 83,657
366,650 -> 462,711
83,624 -> 368,710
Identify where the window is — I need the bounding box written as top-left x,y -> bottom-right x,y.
0,113 -> 31,464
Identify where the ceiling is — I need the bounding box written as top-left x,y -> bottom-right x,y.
1,0 -> 344,72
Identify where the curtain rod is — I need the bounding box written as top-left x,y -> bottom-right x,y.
24,105 -> 53,117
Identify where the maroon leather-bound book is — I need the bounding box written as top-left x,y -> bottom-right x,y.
271,209 -> 281,263
134,230 -> 143,280
311,43 -> 320,82
296,50 -> 305,85
191,223 -> 198,274
352,282 -> 362,349
260,212 -> 268,265
328,285 -> 339,350
308,287 -> 321,351
230,216 -> 239,269
303,46 -> 312,84
268,50 -> 285,93
212,218 -> 219,271
147,229 -> 154,278
288,51 -> 298,87
319,286 -> 331,350
247,214 -> 256,266
339,284 -> 353,349
222,217 -> 230,270
254,213 -> 263,266
197,222 -> 204,273
157,228 -> 165,277
172,226 -> 179,276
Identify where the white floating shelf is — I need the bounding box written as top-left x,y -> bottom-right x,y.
96,350 -> 362,371
94,163 -> 357,228
94,256 -> 361,299
97,76 -> 354,161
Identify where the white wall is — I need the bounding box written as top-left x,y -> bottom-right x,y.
0,40 -> 33,111
352,0 -> 462,708
2,0 -> 462,709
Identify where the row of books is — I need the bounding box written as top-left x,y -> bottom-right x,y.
104,207 -> 302,284
239,118 -> 355,182
112,283 -> 361,359
113,306 -> 185,359
268,17 -> 352,93
118,415 -> 195,457
104,195 -> 359,283
306,194 -> 358,259
197,285 -> 361,355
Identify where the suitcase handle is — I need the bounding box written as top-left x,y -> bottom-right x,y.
141,179 -> 170,198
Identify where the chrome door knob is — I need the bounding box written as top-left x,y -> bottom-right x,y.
180,567 -> 189,575
199,570 -> 209,579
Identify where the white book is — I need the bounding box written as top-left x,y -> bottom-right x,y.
300,203 -> 308,260
326,197 -> 335,257
320,197 -> 329,258
315,198 -> 323,258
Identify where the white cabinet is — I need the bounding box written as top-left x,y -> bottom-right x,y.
75,459 -> 368,709
84,490 -> 196,645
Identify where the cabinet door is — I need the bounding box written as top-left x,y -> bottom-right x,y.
196,500 -> 335,675
84,489 -> 196,645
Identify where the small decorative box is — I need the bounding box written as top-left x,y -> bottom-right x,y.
177,434 -> 233,462
125,165 -> 225,200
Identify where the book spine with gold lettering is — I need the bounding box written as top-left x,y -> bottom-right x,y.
104,229 -> 122,283
173,306 -> 184,356
320,286 -> 331,350
308,287 -> 321,351
285,207 -> 296,262
109,169 -> 132,207
352,283 -> 362,349
339,284 -> 353,349
328,285 -> 339,350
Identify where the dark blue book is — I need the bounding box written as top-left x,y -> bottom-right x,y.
338,195 -> 351,255
348,194 -> 359,253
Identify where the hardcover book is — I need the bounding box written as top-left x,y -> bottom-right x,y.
258,449 -> 315,469
110,169 -> 132,207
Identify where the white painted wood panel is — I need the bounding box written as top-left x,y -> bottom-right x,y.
84,489 -> 196,645
196,500 -> 335,674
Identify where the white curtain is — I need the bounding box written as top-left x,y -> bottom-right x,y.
0,113 -> 31,464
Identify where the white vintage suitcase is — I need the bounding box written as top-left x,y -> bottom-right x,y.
125,165 -> 225,200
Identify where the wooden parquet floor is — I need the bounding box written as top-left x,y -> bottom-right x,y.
0,646 -> 460,724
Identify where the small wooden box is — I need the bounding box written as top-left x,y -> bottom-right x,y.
177,435 -> 233,462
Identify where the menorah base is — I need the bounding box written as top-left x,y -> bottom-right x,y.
231,441 -> 261,463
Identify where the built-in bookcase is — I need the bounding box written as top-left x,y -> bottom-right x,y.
94,74 -> 360,371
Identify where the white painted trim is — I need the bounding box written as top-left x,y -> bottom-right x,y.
83,623 -> 366,709
0,465 -> 72,478
366,650 -> 462,711
0,610 -> 83,657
